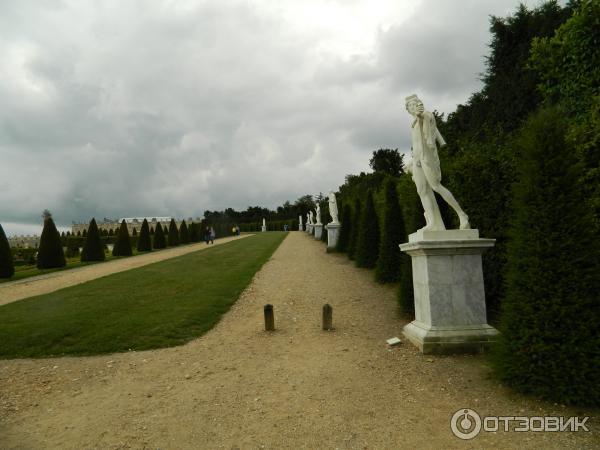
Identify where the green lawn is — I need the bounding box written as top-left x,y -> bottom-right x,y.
0,232 -> 286,359
3,245 -> 182,284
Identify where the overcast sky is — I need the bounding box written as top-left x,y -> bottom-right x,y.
1,0 -> 544,236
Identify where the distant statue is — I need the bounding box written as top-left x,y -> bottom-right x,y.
315,205 -> 322,224
309,211 -> 314,225
405,94 -> 470,230
299,215 -> 303,225
262,218 -> 266,228
328,191 -> 339,224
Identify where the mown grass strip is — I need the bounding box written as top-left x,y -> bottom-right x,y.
0,232 -> 286,358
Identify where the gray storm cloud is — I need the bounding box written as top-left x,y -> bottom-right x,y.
0,0 -> 536,235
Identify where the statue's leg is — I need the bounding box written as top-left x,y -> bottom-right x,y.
412,163 -> 445,230
422,165 -> 470,229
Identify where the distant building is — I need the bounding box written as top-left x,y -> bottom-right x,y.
8,235 -> 40,249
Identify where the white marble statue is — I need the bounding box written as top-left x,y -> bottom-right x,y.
262,218 -> 266,228
316,205 -> 321,224
309,211 -> 314,225
328,191 -> 339,224
405,94 -> 470,230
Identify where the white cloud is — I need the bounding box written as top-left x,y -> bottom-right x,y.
0,0 -> 537,235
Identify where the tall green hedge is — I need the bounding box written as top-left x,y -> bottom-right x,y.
37,216 -> 66,269
0,223 -> 14,278
336,206 -> 352,252
347,199 -> 361,260
81,218 -> 105,262
355,191 -> 380,269
492,107 -> 600,406
375,178 -> 405,283
112,220 -> 132,257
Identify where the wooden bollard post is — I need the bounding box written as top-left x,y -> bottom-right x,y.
264,304 -> 275,331
322,304 -> 333,330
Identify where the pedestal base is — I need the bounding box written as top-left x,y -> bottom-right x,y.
261,226 -> 266,232
326,223 -> 340,249
399,229 -> 498,354
307,225 -> 313,234
314,224 -> 323,240
403,321 -> 499,354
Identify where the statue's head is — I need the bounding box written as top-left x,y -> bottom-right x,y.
405,94 -> 424,116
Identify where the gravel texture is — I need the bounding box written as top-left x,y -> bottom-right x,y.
0,232 -> 597,449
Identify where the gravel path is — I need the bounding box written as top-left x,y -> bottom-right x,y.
0,235 -> 249,306
0,232 -> 597,449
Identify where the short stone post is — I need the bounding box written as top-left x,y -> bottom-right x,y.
264,304 -> 275,331
322,304 -> 333,330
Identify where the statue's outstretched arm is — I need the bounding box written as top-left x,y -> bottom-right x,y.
435,127 -> 446,147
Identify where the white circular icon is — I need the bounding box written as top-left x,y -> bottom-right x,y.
451,408 -> 482,440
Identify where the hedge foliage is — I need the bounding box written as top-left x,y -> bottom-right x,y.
153,223 -> 166,249
81,218 -> 105,262
37,216 -> 66,269
137,219 -> 152,252
112,220 -> 132,257
0,223 -> 14,278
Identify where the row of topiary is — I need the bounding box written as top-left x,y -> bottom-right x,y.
0,216 -> 210,276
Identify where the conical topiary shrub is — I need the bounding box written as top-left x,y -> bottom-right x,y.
375,178 -> 405,283
153,223 -> 166,249
137,219 -> 152,252
355,191 -> 380,268
168,219 -> 179,247
0,223 -> 15,278
179,220 -> 190,244
189,222 -> 200,242
112,220 -> 132,257
347,199 -> 362,260
492,107 -> 600,406
81,218 -> 105,262
37,215 -> 66,269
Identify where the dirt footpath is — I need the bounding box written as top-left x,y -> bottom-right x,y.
0,235 -> 249,307
0,232 -> 597,449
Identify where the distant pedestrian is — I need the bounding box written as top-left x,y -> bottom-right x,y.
236,226 -> 240,236
232,226 -> 236,236
210,226 -> 215,244
204,226 -> 210,245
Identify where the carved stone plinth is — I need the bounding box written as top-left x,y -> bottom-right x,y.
399,229 -> 498,354
314,224 -> 323,240
326,223 -> 340,249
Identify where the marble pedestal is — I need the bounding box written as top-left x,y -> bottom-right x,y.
299,223 -> 304,231
314,224 -> 323,240
326,223 -> 340,249
261,225 -> 266,232
307,224 -> 313,234
399,229 -> 498,354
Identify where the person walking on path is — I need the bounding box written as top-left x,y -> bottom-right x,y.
210,227 -> 216,244
204,226 -> 211,245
